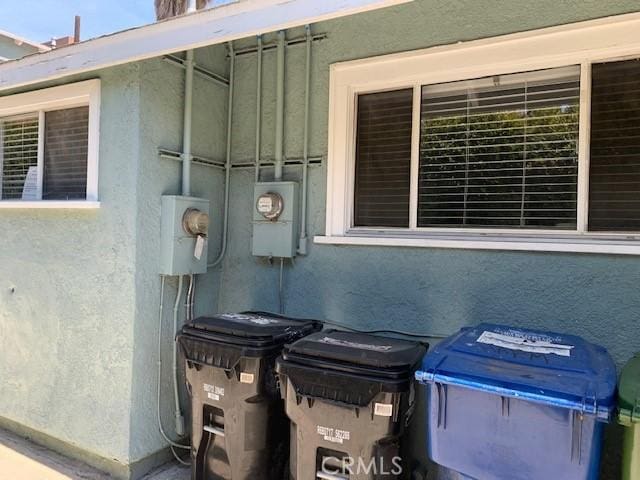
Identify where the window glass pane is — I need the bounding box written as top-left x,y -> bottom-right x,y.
354,89 -> 413,227
419,66 -> 580,229
0,114 -> 39,200
589,59 -> 640,232
43,106 -> 89,200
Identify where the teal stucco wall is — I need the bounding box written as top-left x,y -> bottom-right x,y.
196,1 -> 640,478
0,64 -> 141,472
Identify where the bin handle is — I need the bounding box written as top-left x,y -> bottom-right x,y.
317,471 -> 349,480
204,425 -> 225,437
570,410 -> 583,465
435,383 -> 447,430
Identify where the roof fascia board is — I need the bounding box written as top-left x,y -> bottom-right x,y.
0,29 -> 50,52
0,0 -> 412,93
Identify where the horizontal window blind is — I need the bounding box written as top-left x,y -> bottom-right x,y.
589,58 -> 640,231
354,89 -> 413,227
43,106 -> 89,200
0,114 -> 39,200
418,67 -> 580,229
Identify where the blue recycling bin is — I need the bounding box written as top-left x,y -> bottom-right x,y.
415,324 -> 617,480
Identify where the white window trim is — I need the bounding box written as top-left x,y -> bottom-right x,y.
0,79 -> 101,207
318,12 -> 640,255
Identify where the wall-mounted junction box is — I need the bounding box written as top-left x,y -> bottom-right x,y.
160,195 -> 210,275
252,182 -> 299,258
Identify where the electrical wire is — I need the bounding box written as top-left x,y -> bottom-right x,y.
243,310 -> 450,339
156,276 -> 191,451
186,274 -> 195,322
278,258 -> 285,314
172,276 -> 185,435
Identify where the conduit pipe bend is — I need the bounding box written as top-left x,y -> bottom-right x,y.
208,41 -> 235,269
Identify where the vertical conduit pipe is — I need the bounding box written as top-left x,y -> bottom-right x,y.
274,30 -> 286,181
172,275 -> 185,436
182,49 -> 195,196
255,35 -> 263,183
208,42 -> 235,268
298,25 -> 312,255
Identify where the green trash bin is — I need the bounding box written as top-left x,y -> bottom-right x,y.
619,353 -> 640,480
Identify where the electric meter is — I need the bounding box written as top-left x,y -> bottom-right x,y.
256,192 -> 284,220
182,208 -> 210,236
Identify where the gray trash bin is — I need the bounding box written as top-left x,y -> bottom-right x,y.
178,312 -> 321,480
276,330 -> 427,480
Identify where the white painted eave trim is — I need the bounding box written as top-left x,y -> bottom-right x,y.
0,29 -> 50,52
0,201 -> 101,209
0,0 -> 412,93
314,235 -> 640,255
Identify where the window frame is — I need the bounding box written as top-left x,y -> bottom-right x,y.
320,13 -> 640,254
0,79 -> 101,208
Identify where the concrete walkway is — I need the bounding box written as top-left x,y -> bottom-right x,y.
0,427 -> 189,480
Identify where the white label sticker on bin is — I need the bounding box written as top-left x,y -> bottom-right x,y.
476,331 -> 574,357
318,337 -> 393,352
317,425 -> 351,444
240,373 -> 254,384
204,383 -> 225,401
374,403 -> 393,417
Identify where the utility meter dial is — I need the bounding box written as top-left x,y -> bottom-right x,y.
182,208 -> 209,236
256,192 -> 284,221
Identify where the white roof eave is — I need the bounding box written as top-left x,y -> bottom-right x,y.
0,0 -> 412,93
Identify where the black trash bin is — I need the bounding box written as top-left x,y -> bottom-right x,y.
177,312 -> 322,480
275,330 -> 427,480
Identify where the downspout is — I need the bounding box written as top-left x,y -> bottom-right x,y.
255,35 -> 263,183
298,25 -> 312,255
182,49 -> 195,196
208,42 -> 235,268
274,30 -> 286,181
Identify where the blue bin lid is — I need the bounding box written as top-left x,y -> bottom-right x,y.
415,323 -> 617,420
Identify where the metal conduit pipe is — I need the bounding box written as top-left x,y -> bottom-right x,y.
182,49 -> 195,196
156,276 -> 190,450
208,41 -> 235,269
298,25 -> 312,255
172,275 -> 185,436
274,30 -> 286,181
255,35 -> 263,183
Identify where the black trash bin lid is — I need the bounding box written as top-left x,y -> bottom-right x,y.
282,329 -> 426,374
182,312 -> 321,348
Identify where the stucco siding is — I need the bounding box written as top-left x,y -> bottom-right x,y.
0,63 -> 141,463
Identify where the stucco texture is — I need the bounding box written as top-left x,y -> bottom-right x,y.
0,64 -> 141,467
206,2 -> 640,479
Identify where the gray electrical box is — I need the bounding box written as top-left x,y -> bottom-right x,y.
252,182 -> 299,258
160,195 -> 210,275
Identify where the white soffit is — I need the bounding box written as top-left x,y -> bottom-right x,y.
0,0 -> 413,93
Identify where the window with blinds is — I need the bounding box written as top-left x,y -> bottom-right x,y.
419,67 -> 580,229
43,106 -> 89,200
0,115 -> 39,200
354,89 -> 413,227
589,59 -> 640,232
0,106 -> 89,201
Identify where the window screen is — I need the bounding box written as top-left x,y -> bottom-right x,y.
354,89 -> 413,227
589,59 -> 640,231
0,114 -> 39,200
419,67 -> 580,229
43,106 -> 89,200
